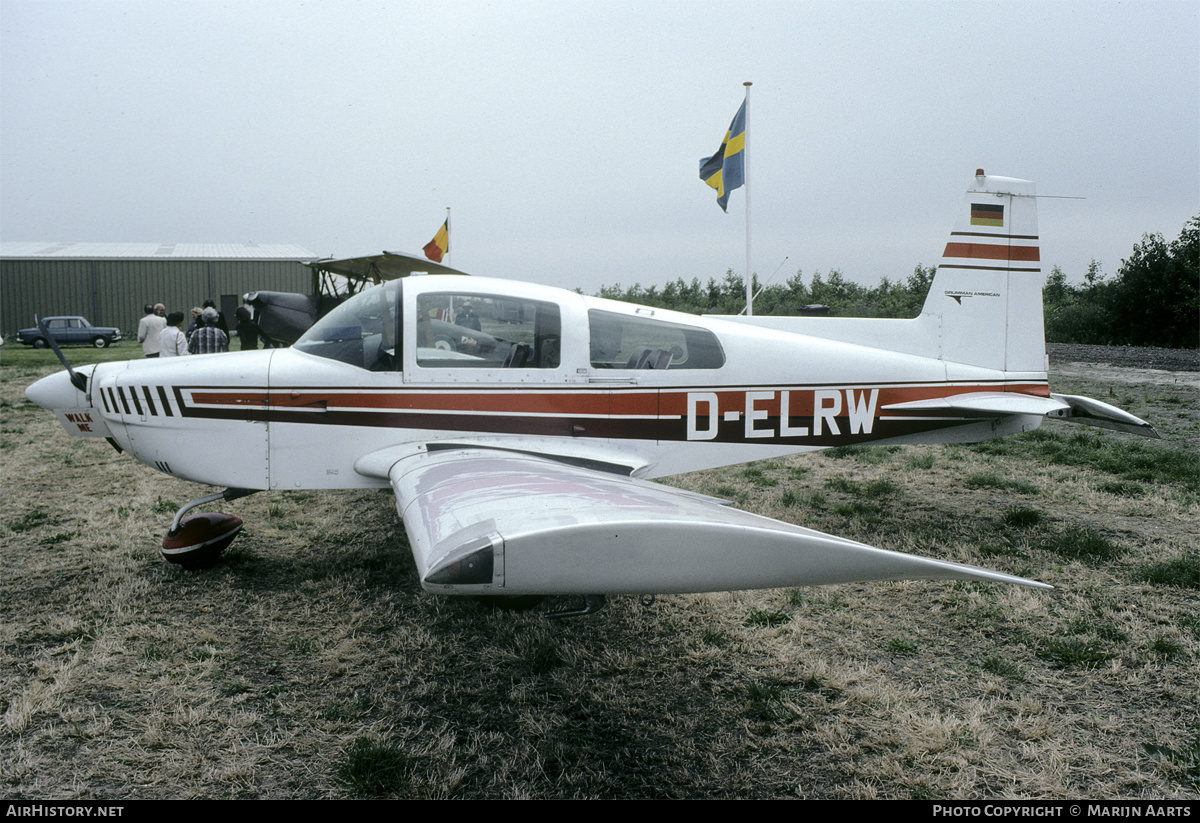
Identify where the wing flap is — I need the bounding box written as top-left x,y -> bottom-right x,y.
381,447 -> 1049,596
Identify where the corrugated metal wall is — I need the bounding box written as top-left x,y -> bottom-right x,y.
1,259 -> 311,339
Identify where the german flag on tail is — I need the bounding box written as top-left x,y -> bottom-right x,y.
970,203 -> 1004,227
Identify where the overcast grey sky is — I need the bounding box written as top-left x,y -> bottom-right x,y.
2,0 -> 1196,295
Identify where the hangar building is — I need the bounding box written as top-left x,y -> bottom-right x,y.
1,242 -> 317,340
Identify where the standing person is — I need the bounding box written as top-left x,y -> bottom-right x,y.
158,311 -> 189,358
137,303 -> 167,358
234,305 -> 260,351
202,299 -> 229,336
454,304 -> 482,331
188,308 -> 229,355
186,307 -> 203,339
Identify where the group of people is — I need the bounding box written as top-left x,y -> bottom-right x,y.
137,299 -> 261,358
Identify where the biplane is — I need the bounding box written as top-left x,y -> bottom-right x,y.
243,249 -> 470,346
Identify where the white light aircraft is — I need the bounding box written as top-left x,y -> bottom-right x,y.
26,171 -> 1157,615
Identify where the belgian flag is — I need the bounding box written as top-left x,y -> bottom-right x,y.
423,219 -> 449,263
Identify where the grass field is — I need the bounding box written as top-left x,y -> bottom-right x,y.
2,346 -> 1197,799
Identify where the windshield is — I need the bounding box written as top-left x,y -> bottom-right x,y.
294,280 -> 401,370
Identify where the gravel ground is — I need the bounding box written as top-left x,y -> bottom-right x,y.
1048,343 -> 1199,372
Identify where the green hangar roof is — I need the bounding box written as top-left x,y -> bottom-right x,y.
1,242 -> 318,260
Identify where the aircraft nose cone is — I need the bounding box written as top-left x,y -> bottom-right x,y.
25,369 -> 88,410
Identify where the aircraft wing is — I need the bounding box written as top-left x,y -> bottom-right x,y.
304,250 -> 470,282
356,445 -> 1050,596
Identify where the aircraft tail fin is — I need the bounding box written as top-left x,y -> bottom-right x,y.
919,170 -> 1045,373
712,170 -> 1047,374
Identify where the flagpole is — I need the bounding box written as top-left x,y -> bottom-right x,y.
444,207 -> 451,266
743,81 -> 752,316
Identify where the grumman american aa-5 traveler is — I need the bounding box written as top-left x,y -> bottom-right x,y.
26,171 -> 1158,616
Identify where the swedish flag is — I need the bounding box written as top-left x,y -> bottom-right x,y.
699,100 -> 746,212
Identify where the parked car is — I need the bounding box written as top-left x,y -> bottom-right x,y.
17,316 -> 123,349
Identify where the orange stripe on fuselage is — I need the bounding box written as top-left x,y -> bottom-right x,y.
943,242 -> 1040,261
182,382 -> 1051,437
187,389 -> 648,416
876,382 -> 1050,404
188,383 -> 1050,417
657,382 -> 1050,418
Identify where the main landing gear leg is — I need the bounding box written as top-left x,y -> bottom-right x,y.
548,594 -> 608,619
161,488 -> 258,570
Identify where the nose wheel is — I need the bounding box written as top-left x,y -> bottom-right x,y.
161,489 -> 257,569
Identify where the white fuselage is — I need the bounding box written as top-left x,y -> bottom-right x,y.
32,275 -> 1048,494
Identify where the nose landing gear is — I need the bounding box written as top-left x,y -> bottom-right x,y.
161,488 -> 258,569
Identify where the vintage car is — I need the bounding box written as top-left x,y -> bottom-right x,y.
17,316 -> 123,348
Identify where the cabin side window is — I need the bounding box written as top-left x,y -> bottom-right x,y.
588,310 -> 725,369
415,293 -> 562,369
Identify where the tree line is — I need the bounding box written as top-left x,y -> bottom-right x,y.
595,215 -> 1198,349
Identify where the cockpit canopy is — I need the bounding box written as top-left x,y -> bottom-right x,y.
294,277 -> 725,373
294,279 -> 402,370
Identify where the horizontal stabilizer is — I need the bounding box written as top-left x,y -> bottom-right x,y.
884,391 -> 1158,438
884,391 -> 1067,418
382,447 -> 1050,596
1049,393 -> 1161,438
